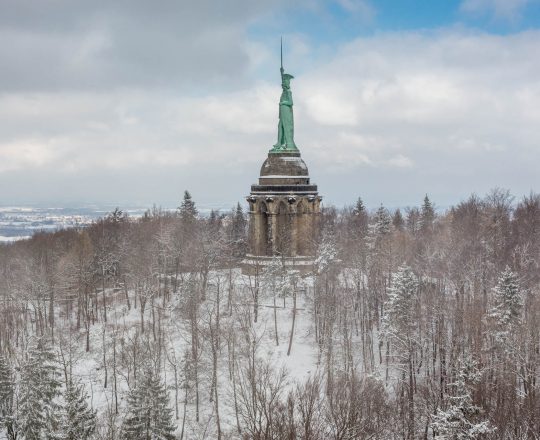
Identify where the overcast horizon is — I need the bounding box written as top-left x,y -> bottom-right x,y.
1,0 -> 540,210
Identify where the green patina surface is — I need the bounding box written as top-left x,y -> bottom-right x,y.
270,40 -> 299,154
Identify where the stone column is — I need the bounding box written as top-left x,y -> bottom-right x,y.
268,212 -> 278,255
290,206 -> 298,257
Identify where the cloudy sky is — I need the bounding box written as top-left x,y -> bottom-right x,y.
1,0 -> 540,210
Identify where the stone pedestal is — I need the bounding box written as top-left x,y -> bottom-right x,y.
242,152 -> 321,275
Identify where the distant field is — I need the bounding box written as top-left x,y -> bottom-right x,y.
0,206 -> 140,240
0,205 -> 229,241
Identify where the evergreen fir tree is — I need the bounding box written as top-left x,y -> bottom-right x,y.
489,266 -> 523,332
382,265 -> 420,438
0,354 -> 16,438
420,194 -> 435,233
230,203 -> 247,256
431,356 -> 493,439
352,196 -> 369,236
354,197 -> 365,215
393,208 -> 405,231
60,381 -> 96,440
121,368 -> 176,440
382,265 -> 418,337
0,354 -> 14,419
373,204 -> 392,236
19,338 -> 62,440
368,205 -> 392,251
231,202 -> 247,241
178,190 -> 198,222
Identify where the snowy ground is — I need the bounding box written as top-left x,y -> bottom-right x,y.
62,269 -> 321,439
0,235 -> 30,242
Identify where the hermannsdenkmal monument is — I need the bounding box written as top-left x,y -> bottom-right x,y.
242,43 -> 322,274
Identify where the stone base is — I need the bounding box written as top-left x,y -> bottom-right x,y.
241,254 -> 316,276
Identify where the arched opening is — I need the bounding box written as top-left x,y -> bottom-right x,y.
276,201 -> 292,256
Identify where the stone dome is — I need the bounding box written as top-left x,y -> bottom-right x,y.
259,152 -> 309,177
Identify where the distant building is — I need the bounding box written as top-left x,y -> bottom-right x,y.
242,51 -> 321,274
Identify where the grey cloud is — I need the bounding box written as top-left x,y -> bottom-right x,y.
1,7 -> 539,209
0,0 -> 284,92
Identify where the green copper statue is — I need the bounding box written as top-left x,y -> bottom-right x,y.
271,39 -> 299,153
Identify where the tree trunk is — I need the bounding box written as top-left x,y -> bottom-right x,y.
287,286 -> 297,356
102,326 -> 108,388
274,294 -> 279,346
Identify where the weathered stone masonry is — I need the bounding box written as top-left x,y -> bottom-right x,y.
243,152 -> 321,273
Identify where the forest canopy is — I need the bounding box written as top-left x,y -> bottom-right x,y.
0,189 -> 539,439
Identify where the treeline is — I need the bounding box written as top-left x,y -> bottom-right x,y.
0,188 -> 539,439
0,191 -> 247,353
313,189 -> 540,439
